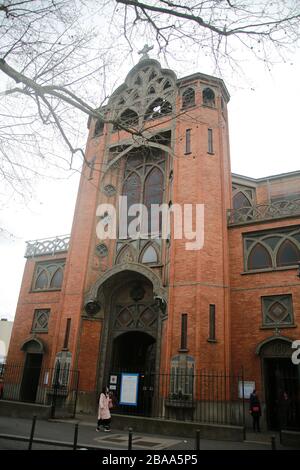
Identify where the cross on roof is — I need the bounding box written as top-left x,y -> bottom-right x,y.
138,44 -> 154,60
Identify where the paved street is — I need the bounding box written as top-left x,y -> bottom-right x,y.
0,416 -> 295,450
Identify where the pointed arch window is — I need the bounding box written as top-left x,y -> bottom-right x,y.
121,172 -> 142,236
141,245 -> 158,264
244,227 -> 300,272
248,244 -> 272,270
119,109 -> 139,127
120,147 -> 165,238
50,268 -> 63,289
182,88 -> 195,108
233,191 -> 252,210
144,98 -> 172,121
33,260 -> 65,291
277,240 -> 300,267
35,270 -> 48,290
94,119 -> 104,137
202,87 -> 215,107
144,167 -> 164,233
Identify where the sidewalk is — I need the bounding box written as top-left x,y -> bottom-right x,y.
0,415 -> 295,450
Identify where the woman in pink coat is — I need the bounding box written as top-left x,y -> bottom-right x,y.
96,386 -> 111,432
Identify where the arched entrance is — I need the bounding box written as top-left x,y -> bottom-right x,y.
257,337 -> 300,430
20,338 -> 44,402
111,331 -> 156,415
95,270 -> 164,416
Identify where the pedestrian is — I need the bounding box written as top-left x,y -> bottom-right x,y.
249,389 -> 261,432
96,386 -> 111,432
0,378 -> 3,399
279,391 -> 291,429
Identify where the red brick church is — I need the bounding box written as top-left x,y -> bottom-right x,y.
5,51 -> 300,430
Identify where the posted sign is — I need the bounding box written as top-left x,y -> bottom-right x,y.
119,373 -> 139,406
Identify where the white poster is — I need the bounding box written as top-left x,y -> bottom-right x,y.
119,373 -> 139,406
238,381 -> 255,399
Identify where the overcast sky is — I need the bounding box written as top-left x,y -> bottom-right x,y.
1,44 -> 299,322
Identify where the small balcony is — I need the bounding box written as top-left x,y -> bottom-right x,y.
25,235 -> 70,258
227,199 -> 300,226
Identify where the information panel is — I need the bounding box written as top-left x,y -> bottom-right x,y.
238,380 -> 255,399
119,373 -> 139,406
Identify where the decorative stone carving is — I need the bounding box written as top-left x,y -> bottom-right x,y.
84,299 -> 101,316
96,243 -> 108,257
103,184 -> 116,197
130,283 -> 146,302
114,303 -> 158,332
85,262 -> 168,318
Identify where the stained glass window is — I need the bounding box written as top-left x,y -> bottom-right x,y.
248,243 -> 272,270
121,148 -> 165,238
277,240 -> 300,267
33,260 -> 65,291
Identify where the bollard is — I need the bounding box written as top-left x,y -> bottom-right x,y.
271,435 -> 276,450
28,415 -> 37,451
196,429 -> 200,451
128,427 -> 133,451
73,423 -> 79,451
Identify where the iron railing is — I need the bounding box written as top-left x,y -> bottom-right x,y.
0,363 -> 79,418
227,199 -> 300,226
25,235 -> 70,258
108,369 -> 245,426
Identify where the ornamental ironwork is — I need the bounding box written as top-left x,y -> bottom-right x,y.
228,198 -> 300,226
25,235 -> 70,257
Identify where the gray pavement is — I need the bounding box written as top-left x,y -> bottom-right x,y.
0,415 -> 295,450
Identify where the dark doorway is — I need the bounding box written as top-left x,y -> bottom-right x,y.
109,331 -> 156,416
112,331 -> 155,371
264,358 -> 300,430
20,353 -> 43,402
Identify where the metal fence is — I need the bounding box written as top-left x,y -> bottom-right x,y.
0,363 -> 79,418
109,369 -> 245,426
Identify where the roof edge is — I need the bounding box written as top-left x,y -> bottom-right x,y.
232,169 -> 300,184
177,72 -> 230,102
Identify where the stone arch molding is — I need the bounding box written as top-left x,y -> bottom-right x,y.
21,337 -> 45,353
84,262 -> 167,315
108,58 -> 177,112
102,138 -> 174,181
255,335 -> 294,356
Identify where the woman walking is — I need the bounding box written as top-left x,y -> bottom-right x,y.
249,389 -> 262,432
96,386 -> 112,432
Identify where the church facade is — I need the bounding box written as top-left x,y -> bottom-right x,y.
6,54 -> 300,429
